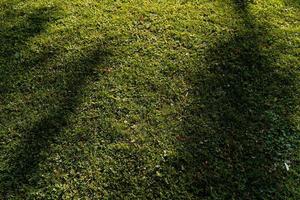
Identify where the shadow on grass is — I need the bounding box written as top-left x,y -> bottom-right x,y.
0,4 -> 59,99
0,3 -> 111,198
174,0 -> 299,199
284,0 -> 300,8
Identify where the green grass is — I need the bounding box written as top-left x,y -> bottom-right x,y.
0,0 -> 299,199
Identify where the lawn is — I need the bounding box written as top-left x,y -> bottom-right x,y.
0,0 -> 299,199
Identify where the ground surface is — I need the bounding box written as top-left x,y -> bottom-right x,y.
0,0 -> 299,199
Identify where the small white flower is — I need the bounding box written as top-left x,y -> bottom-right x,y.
284,162 -> 290,171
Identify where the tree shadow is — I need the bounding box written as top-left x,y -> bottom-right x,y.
0,5 -> 59,99
0,3 -> 111,198
1,47 -> 110,197
174,1 -> 299,199
284,0 -> 300,8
